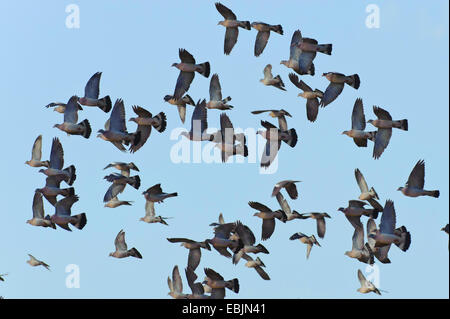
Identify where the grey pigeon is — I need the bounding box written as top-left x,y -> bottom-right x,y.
168,265 -> 188,299
357,269 -> 381,295
203,268 -> 239,299
289,232 -> 321,259
207,74 -> 233,110
142,184 -> 177,203
367,200 -> 412,263
25,135 -> 50,168
397,160 -> 439,198
260,64 -> 286,91
342,98 -> 377,147
78,72 -> 112,113
232,221 -> 269,265
215,2 -> 250,55
180,99 -> 214,141
38,137 -> 76,186
249,201 -> 287,240
289,73 -> 323,122
251,22 -> 283,57
368,106 -> 408,159
109,229 -> 142,259
280,30 -> 315,75
50,195 -> 87,231
355,168 -> 379,200
321,72 -> 360,107
54,96 -> 91,138
172,48 -> 210,100
97,99 -> 141,152
27,254 -> 50,271
129,105 -> 167,153
164,94 -> 195,124
26,192 -> 56,229
272,180 -> 301,199
167,238 -> 211,271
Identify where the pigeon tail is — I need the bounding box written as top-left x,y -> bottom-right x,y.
239,21 -> 251,30
183,94 -> 195,106
346,74 -> 360,89
63,165 -> 77,186
98,95 -> 112,113
81,119 -> 92,139
129,175 -> 141,190
282,128 -> 298,148
129,247 -> 142,259
270,24 -> 283,35
317,44 -> 332,55
198,62 -> 210,78
71,213 -> 87,230
153,112 -> 167,133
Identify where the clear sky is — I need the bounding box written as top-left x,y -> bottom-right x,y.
0,1 -> 448,299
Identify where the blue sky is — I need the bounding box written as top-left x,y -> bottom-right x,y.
0,1 -> 448,298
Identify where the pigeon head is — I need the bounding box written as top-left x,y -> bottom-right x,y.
337,207 -> 345,212
163,95 -> 172,102
396,187 -> 403,191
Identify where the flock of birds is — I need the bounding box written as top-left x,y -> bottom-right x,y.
1,2 -> 447,298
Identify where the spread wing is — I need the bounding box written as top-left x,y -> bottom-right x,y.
373,106 -> 392,121
55,195 -> 78,217
355,168 -> 369,193
31,135 -> 43,161
220,113 -> 234,143
224,27 -> 239,55
215,2 -> 236,20
32,192 -> 45,219
379,200 -> 396,235
110,99 -> 127,133
49,137 -> 64,170
84,72 -> 101,99
352,98 -> 366,130
373,128 -> 392,160
248,201 -> 272,213
114,229 -> 127,251
406,160 -> 425,189
209,74 -> 222,101
321,83 -> 344,107
64,96 -> 79,124
145,201 -> 155,217
260,140 -> 281,168
255,31 -> 270,57
179,48 -> 195,64
190,100 -> 208,136
174,71 -> 195,101
289,30 -> 302,60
